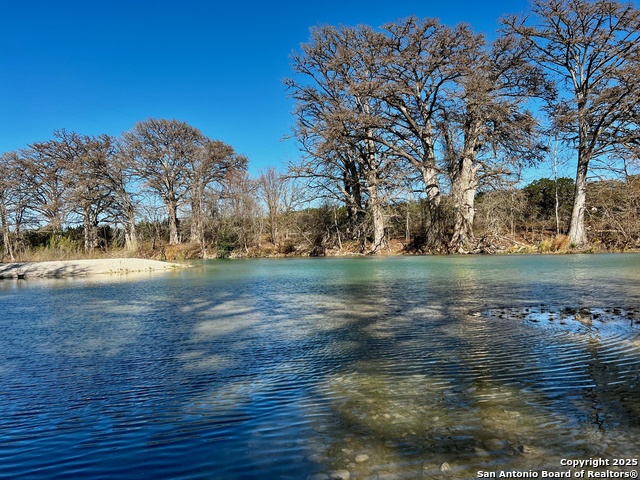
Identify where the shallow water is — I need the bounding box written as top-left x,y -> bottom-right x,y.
1,254 -> 639,479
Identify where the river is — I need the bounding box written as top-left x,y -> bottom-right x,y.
1,254 -> 639,479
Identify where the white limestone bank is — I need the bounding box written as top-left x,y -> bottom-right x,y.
0,258 -> 189,279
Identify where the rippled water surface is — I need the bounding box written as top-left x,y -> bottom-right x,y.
1,254 -> 640,479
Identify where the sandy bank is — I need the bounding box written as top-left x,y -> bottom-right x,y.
0,258 -> 189,279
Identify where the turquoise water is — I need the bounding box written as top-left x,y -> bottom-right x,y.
1,254 -> 639,479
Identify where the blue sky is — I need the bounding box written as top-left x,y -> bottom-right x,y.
1,0 -> 532,176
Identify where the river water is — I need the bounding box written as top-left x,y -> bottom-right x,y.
1,254 -> 639,479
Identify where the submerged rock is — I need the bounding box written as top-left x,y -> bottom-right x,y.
484,438 -> 510,451
474,447 -> 490,457
329,470 -> 351,480
308,474 -> 330,480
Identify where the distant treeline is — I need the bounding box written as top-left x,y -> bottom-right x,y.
0,119 -> 248,261
2,0 -> 640,260
0,117 -> 638,261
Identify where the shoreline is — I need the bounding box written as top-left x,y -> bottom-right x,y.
0,258 -> 189,279
1,249 -> 637,279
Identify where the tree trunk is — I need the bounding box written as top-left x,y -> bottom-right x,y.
366,171 -> 386,254
166,199 -> 180,245
124,201 -> 138,251
189,181 -> 208,248
1,203 -> 14,261
420,165 -> 447,252
125,226 -> 138,251
568,112 -> 590,247
369,197 -> 385,253
50,209 -> 63,235
268,210 -> 278,245
568,154 -> 589,247
83,206 -> 93,251
190,199 -> 202,244
344,167 -> 365,242
449,157 -> 477,253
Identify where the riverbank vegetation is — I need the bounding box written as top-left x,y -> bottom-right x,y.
1,0 -> 639,262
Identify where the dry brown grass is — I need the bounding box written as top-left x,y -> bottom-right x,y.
537,234 -> 570,253
13,247 -> 111,263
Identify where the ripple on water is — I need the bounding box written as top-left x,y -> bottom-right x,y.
2,260 -> 640,480
290,306 -> 640,479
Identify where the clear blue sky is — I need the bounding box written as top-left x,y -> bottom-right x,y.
1,0 -> 531,176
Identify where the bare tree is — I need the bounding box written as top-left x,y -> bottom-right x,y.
256,168 -> 305,249
256,167 -> 287,245
288,25 -> 399,253
187,139 -> 247,249
21,130 -> 80,233
122,118 -> 203,245
66,134 -> 118,251
107,146 -> 140,251
374,17 -> 469,251
288,137 -> 368,244
438,33 -> 544,252
0,153 -> 15,260
0,152 -> 29,260
289,18 -> 546,253
503,0 -> 640,246
218,171 -> 263,254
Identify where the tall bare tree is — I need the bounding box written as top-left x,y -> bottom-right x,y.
257,167 -> 287,245
108,146 -> 140,251
503,0 -> 640,246
187,139 -> 247,248
374,17 -> 470,251
122,118 -> 204,245
438,33 -> 544,252
21,129 -> 82,234
0,153 -> 15,260
255,169 -> 304,247
288,135 -> 367,243
287,24 -> 394,253
0,152 -> 29,260
67,134 -> 118,251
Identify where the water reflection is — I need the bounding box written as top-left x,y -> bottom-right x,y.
1,255 -> 639,479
